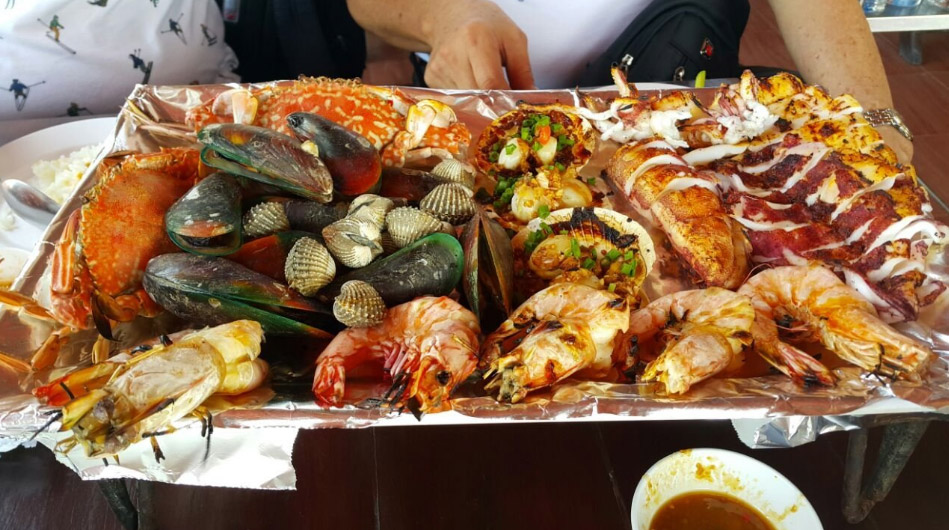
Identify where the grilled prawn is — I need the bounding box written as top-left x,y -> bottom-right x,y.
43,320 -> 267,458
312,296 -> 480,413
480,282 -> 630,403
630,288 -> 755,394
738,265 -> 931,380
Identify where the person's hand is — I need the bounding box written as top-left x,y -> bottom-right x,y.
877,125 -> 914,165
423,0 -> 535,90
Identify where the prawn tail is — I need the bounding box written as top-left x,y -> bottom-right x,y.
762,342 -> 835,387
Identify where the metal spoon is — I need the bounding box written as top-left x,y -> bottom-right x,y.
1,179 -> 60,227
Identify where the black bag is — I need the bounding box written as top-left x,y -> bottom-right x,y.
578,0 -> 750,86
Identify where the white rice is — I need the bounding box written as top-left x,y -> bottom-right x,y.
31,143 -> 102,204
0,144 -> 101,232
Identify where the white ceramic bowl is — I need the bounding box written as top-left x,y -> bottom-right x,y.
631,448 -> 823,530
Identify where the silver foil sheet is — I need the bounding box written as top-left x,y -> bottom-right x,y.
0,81 -> 947,489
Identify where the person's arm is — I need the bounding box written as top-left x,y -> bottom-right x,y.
768,0 -> 912,162
346,0 -> 535,90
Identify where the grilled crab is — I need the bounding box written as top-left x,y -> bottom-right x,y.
50,148 -> 202,331
186,77 -> 471,168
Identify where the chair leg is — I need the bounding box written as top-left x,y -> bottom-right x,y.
97,479 -> 138,530
899,31 -> 924,65
841,420 -> 930,524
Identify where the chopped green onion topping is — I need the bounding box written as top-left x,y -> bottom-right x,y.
538,204 -> 550,218
570,238 -> 581,258
489,150 -> 500,163
504,143 -> 516,155
520,127 -> 531,142
540,222 -> 553,236
606,248 -> 621,261
627,257 -> 638,276
531,141 -> 542,152
559,230 -> 569,236
607,283 -> 616,293
551,123 -> 563,133
555,162 -> 566,172
537,115 -> 551,126
586,177 -> 597,186
624,250 -> 635,261
582,258 -> 595,270
620,263 -> 634,277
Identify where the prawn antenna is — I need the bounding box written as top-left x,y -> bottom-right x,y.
199,409 -> 214,463
405,397 -> 423,422
742,262 -> 772,285
29,410 -> 63,441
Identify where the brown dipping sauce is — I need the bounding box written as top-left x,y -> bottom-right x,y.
649,491 -> 776,530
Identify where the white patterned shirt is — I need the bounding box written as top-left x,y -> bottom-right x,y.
0,0 -> 238,119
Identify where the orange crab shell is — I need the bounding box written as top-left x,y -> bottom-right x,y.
49,148 -> 203,329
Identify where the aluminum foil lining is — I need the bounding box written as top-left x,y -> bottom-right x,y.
1,80 -> 948,489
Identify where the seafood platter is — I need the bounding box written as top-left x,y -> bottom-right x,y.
2,69 -> 949,487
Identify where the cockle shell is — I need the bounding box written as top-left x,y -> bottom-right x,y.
347,194 -> 395,228
379,231 -> 400,254
285,237 -> 336,296
333,280 -> 386,328
243,202 -> 290,238
385,207 -> 446,248
420,183 -> 477,225
431,158 -> 475,189
322,217 -> 383,268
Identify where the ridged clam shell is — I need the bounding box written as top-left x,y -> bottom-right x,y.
385,207 -> 445,248
379,231 -> 400,254
284,237 -> 336,296
347,194 -> 395,228
322,217 -> 383,268
243,202 -> 290,238
420,183 -> 477,225
431,159 -> 475,189
333,280 -> 386,328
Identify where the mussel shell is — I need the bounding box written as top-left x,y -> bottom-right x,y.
243,202 -> 290,239
198,123 -> 334,203
333,280 -> 386,328
143,253 -> 333,337
347,194 -> 395,228
287,112 -> 382,196
228,230 -> 315,281
284,200 -> 347,233
378,167 -> 445,204
431,158 -> 476,189
420,183 -> 477,225
322,217 -> 383,268
320,233 -> 464,306
461,211 -> 514,323
285,237 -> 336,296
385,206 -> 446,248
165,173 -> 242,256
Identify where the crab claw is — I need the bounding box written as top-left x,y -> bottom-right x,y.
407,100 -> 457,147
211,88 -> 259,125
287,112 -> 382,196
